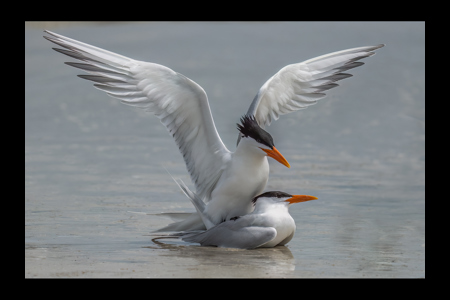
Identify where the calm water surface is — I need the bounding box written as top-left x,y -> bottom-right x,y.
25,22 -> 424,277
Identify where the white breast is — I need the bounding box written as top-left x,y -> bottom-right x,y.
205,152 -> 269,224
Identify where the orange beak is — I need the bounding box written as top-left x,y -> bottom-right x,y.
260,147 -> 290,168
285,195 -> 318,204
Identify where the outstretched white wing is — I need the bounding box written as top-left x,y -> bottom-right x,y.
44,30 -> 231,201
246,44 -> 385,128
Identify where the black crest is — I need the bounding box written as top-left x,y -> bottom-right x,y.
237,115 -> 274,149
252,191 -> 293,205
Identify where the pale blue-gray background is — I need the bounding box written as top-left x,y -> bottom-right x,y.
25,22 -> 424,277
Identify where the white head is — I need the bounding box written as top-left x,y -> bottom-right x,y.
237,115 -> 290,168
252,191 -> 318,212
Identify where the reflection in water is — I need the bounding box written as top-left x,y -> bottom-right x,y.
144,236 -> 296,277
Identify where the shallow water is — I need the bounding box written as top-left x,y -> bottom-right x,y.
25,22 -> 424,277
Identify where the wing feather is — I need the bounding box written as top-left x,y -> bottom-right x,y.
246,44 -> 385,128
183,218 -> 277,249
44,30 -> 231,201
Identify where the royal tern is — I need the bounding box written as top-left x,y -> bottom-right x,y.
43,30 -> 383,231
176,179 -> 317,249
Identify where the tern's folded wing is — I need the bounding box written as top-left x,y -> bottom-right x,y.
183,221 -> 277,249
44,31 -> 231,201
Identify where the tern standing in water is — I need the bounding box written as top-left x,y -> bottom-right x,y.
44,30 -> 383,231
174,178 -> 317,249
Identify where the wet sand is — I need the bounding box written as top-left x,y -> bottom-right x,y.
25,22 -> 425,277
